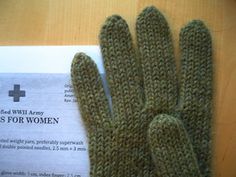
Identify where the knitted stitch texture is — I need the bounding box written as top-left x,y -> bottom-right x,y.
71,6 -> 213,177
149,114 -> 202,177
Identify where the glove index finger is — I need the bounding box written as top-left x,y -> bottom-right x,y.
99,15 -> 143,121
71,53 -> 111,129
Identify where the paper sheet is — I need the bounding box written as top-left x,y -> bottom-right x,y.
0,46 -> 103,177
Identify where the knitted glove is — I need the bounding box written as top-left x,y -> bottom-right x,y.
71,6 -> 213,177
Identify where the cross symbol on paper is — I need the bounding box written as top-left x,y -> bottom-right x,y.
8,84 -> 26,102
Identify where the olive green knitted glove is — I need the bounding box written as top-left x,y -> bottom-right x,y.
71,6 -> 213,177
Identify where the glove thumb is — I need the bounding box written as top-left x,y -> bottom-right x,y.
148,114 -> 202,177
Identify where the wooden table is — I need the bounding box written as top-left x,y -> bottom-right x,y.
0,0 -> 236,176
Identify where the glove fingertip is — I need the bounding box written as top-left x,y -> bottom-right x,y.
99,14 -> 129,43
71,52 -> 95,74
180,20 -> 212,49
148,114 -> 202,177
148,114 -> 182,147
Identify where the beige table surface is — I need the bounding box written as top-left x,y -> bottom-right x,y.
0,0 -> 236,176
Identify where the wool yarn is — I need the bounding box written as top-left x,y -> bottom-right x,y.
71,6 -> 213,177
